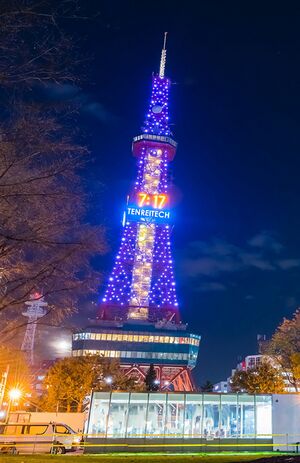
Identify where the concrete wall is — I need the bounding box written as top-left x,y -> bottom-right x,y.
272,394 -> 300,452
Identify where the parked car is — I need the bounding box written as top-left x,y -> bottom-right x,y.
0,422 -> 81,454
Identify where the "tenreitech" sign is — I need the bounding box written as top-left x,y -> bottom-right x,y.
126,205 -> 171,223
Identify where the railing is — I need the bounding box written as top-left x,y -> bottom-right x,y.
0,432 -> 299,454
133,134 -> 177,148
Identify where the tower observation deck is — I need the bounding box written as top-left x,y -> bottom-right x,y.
72,34 -> 200,391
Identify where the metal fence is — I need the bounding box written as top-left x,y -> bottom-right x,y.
0,431 -> 300,454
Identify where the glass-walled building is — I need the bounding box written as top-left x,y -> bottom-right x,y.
86,392 -> 272,452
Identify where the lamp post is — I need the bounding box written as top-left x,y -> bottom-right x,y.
6,388 -> 22,423
104,377 -> 113,391
0,366 -> 9,412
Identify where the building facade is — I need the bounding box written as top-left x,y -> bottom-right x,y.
85,391 -> 300,453
72,35 -> 200,391
214,354 -> 298,393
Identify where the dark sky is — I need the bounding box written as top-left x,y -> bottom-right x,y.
67,2 -> 300,384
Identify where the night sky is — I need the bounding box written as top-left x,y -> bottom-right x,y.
65,2 -> 300,385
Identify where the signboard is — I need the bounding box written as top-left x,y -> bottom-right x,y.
126,205 -> 171,223
123,192 -> 172,224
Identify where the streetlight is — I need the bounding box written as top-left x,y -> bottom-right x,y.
104,376 -> 113,392
9,388 -> 22,402
6,387 -> 22,423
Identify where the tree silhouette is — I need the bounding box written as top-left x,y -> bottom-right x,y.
0,1 -> 106,331
145,364 -> 159,391
201,380 -> 214,392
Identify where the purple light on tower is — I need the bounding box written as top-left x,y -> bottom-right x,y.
99,32 -> 180,323
142,76 -> 171,137
75,33 -> 201,393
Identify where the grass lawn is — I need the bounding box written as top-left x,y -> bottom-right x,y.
0,452 -> 290,463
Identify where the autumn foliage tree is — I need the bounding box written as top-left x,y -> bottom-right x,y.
0,1 -> 106,331
230,360 -> 285,394
0,345 -> 32,407
266,310 -> 300,391
40,356 -> 141,412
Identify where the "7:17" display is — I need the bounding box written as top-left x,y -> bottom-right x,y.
137,193 -> 168,209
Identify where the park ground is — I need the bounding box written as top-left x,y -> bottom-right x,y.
0,452 -> 294,463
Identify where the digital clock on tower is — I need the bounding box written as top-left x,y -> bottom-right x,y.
137,193 -> 168,209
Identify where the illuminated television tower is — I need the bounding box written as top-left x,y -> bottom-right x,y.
73,34 -> 201,390
101,32 -> 178,322
21,293 -> 47,365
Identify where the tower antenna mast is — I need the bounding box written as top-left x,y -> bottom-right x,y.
21,293 -> 48,365
159,32 -> 168,78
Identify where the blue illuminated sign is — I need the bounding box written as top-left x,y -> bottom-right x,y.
126,205 -> 172,223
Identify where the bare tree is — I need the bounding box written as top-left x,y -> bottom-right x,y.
0,1 -> 106,330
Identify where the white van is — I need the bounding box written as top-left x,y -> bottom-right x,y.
0,422 -> 81,454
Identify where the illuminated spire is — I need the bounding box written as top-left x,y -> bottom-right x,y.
159,32 -> 168,78
142,33 -> 172,136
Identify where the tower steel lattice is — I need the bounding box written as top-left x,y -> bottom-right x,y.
73,34 -> 201,391
100,32 -> 178,323
21,293 -> 48,365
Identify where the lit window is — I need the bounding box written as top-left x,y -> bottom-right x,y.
133,335 -> 139,342
112,334 -> 118,341
128,335 -> 133,341
107,334 -> 112,341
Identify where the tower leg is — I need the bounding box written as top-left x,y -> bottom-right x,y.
121,364 -> 196,392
